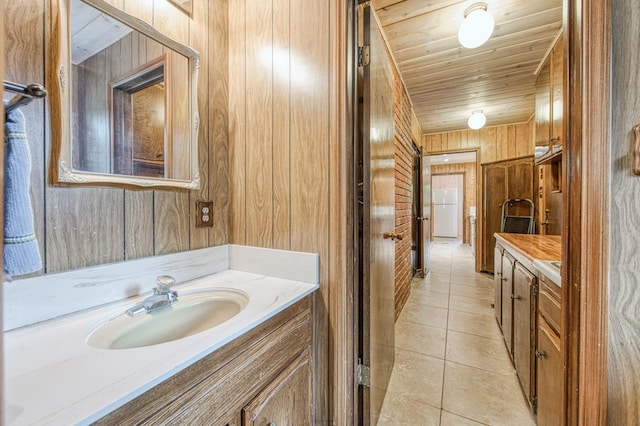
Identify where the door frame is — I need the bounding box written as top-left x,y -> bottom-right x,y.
563,0 -> 609,423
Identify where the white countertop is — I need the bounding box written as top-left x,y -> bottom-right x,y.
533,259 -> 562,287
4,269 -> 318,425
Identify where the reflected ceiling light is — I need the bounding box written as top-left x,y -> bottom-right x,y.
458,2 -> 495,49
468,111 -> 486,129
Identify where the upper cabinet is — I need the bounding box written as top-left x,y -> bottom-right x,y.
535,33 -> 565,158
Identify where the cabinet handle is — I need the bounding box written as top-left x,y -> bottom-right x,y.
535,349 -> 546,359
511,294 -> 521,300
550,137 -> 560,143
501,277 -> 508,282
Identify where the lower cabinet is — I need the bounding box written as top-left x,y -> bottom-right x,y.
513,262 -> 536,404
95,297 -> 313,425
501,250 -> 516,356
494,245 -> 504,328
535,275 -> 563,425
242,350 -> 312,425
495,239 -> 564,423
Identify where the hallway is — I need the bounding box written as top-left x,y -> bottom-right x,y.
379,240 -> 535,425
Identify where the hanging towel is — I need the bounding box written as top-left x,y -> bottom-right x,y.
3,107 -> 42,276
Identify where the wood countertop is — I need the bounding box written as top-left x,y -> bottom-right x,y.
495,233 -> 562,262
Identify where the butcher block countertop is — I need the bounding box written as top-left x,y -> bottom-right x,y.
495,233 -> 562,263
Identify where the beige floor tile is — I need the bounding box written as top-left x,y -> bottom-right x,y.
450,274 -> 493,287
395,319 -> 447,358
398,300 -> 449,329
449,294 -> 494,317
378,392 -> 441,426
447,310 -> 503,340
440,410 -> 486,425
442,362 -> 535,426
445,331 -> 514,375
386,348 -> 445,408
450,283 -> 494,302
410,287 -> 450,309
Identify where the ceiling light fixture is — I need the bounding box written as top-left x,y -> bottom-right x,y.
468,111 -> 486,129
458,2 -> 495,49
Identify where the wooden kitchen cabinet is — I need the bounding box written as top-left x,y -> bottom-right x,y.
536,275 -> 563,424
501,250 -> 516,356
535,34 -> 564,150
494,245 -> 504,328
95,297 -> 313,425
513,262 -> 537,405
482,157 -> 534,272
242,350 -> 312,426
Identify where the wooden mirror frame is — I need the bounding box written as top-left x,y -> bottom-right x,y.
48,0 -> 200,190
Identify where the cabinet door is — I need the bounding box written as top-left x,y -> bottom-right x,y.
535,60 -> 551,147
550,38 -> 564,146
501,252 -> 515,357
536,317 -> 563,425
494,245 -> 503,327
483,165 -> 506,272
513,262 -> 536,403
242,351 -> 312,426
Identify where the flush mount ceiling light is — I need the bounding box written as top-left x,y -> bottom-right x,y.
468,111 -> 486,129
458,2 -> 495,49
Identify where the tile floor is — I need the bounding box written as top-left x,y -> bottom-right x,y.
378,239 -> 536,426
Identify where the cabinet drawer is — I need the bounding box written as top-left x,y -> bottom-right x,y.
538,276 -> 561,334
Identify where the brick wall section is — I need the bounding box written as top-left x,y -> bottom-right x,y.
391,61 -> 416,321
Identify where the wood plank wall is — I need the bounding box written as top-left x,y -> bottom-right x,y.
390,52 -> 416,321
4,0 -> 228,276
228,0 -> 331,422
424,119 -> 534,165
431,163 -> 476,245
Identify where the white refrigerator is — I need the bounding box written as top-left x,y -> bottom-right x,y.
433,188 -> 458,238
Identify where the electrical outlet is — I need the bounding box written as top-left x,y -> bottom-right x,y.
196,201 -> 214,228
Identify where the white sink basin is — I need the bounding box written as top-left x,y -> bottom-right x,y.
86,288 -> 249,350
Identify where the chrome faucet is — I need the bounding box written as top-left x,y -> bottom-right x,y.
126,275 -> 178,317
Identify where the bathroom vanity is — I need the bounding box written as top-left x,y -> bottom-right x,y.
3,245 -> 319,425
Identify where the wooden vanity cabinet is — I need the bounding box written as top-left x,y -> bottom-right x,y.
242,350 -> 312,425
513,263 -> 537,405
535,275 -> 563,425
95,297 -> 313,425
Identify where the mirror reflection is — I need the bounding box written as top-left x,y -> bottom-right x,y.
51,0 -> 200,189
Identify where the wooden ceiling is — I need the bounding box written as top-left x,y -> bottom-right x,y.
372,0 -> 563,134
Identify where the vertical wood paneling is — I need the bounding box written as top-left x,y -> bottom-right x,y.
496,125 -> 509,162
188,0 -> 210,249
245,0 -> 274,247
207,0 -> 229,247
229,0 -> 247,245
272,0 -> 291,250
5,0 -> 229,273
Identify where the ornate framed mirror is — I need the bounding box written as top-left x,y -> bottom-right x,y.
48,0 -> 200,189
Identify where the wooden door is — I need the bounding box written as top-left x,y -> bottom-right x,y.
482,165 -> 506,272
420,149 -> 431,275
513,262 -> 536,404
242,351 -> 312,426
536,318 -> 563,425
359,5 -> 396,425
501,251 -> 515,357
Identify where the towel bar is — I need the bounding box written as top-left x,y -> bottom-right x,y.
3,80 -> 47,114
